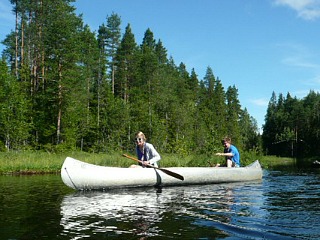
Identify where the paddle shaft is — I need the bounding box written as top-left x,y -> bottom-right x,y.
122,154 -> 184,181
123,154 -> 156,168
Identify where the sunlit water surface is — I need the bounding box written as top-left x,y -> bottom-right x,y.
0,168 -> 319,239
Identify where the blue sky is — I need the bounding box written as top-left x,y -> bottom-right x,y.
1,0 -> 320,132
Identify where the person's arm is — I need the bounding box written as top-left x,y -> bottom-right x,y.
215,152 -> 234,157
146,143 -> 161,165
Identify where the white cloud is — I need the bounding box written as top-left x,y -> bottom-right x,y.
276,42 -> 320,71
300,75 -> 320,87
282,56 -> 320,68
250,98 -> 269,107
291,89 -> 314,98
273,0 -> 320,20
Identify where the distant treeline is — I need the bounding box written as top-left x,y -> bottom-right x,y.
0,0 -> 261,156
263,91 -> 320,158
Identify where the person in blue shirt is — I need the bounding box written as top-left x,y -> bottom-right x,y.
129,131 -> 161,168
215,137 -> 240,167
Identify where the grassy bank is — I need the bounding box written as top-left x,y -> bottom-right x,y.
258,155 -> 296,169
0,151 -> 123,175
0,151 -> 295,175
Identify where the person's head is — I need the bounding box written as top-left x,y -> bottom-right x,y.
135,131 -> 146,146
221,137 -> 231,148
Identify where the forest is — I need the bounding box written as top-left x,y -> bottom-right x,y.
263,91 -> 320,158
0,0 -> 319,160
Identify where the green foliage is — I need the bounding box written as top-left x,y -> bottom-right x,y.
0,60 -> 30,150
263,90 -> 320,158
0,1 -> 260,158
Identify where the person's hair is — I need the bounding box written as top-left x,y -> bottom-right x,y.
222,137 -> 231,144
135,131 -> 146,141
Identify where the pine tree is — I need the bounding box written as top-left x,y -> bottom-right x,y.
76,24 -> 100,151
105,13 -> 121,94
114,24 -> 139,102
197,67 -> 217,154
239,108 -> 259,151
155,39 -> 167,65
225,85 -> 242,148
212,77 -> 227,141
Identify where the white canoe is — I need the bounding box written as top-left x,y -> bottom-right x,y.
61,157 -> 263,190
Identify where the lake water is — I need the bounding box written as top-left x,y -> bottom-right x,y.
0,167 -> 319,239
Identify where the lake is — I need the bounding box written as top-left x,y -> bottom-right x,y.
0,166 -> 319,239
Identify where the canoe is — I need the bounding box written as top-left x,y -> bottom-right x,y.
61,157 -> 263,190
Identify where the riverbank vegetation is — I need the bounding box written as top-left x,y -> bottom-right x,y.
0,151 -> 295,175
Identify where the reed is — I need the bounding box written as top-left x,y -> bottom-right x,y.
0,151 -> 293,174
0,151 -> 119,174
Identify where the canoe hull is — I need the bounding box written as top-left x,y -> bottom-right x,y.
61,157 -> 263,190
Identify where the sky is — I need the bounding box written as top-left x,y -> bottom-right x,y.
1,0 -> 320,132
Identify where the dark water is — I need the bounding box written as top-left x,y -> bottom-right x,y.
0,168 -> 319,239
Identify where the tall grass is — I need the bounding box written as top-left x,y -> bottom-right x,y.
0,151 -> 294,174
0,151 -> 123,174
259,155 -> 296,169
0,151 -> 204,174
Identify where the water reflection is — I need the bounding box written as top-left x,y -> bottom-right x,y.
60,181 -> 268,239
60,188 -> 165,238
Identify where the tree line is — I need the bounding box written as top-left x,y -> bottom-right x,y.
1,0 -> 260,156
262,91 -> 320,158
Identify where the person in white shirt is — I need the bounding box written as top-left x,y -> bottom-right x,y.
130,131 -> 161,168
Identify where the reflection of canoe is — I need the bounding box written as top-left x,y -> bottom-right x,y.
60,189 -> 165,228
60,182 -> 263,238
61,157 -> 263,190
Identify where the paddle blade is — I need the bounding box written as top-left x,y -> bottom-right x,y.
159,168 -> 184,181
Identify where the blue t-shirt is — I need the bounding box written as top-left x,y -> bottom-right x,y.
225,145 -> 240,166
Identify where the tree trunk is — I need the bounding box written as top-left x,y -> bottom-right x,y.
57,63 -> 63,144
14,1 -> 18,78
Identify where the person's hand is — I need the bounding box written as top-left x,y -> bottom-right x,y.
142,160 -> 150,166
215,153 -> 222,156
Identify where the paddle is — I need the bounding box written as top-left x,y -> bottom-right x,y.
122,154 -> 184,181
